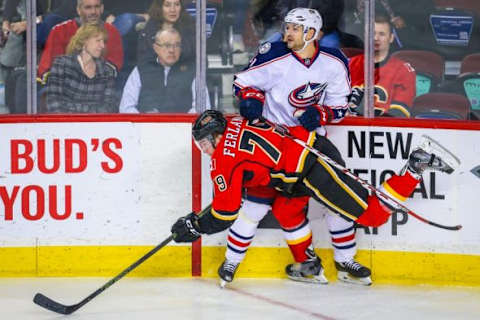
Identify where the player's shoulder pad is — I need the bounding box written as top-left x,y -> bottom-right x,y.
318,45 -> 349,71
246,41 -> 290,69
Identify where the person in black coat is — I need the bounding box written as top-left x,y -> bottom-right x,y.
137,0 -> 195,63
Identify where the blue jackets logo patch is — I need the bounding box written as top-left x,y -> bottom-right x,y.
288,82 -> 327,108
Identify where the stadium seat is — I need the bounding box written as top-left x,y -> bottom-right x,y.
439,72 -> 480,112
411,92 -> 471,120
392,50 -> 445,97
460,53 -> 480,73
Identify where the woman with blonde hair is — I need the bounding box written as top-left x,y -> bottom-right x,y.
46,23 -> 117,113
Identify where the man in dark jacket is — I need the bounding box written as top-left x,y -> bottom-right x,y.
119,27 -> 210,113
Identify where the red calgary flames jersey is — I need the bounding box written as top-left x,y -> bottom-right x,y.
349,54 -> 416,117
209,117 -> 314,221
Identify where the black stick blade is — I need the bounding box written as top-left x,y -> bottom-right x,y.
33,293 -> 77,315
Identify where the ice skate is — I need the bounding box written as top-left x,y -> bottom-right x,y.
407,135 -> 460,175
285,255 -> 328,284
218,259 -> 239,288
335,260 -> 372,286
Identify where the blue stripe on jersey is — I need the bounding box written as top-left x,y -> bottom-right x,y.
230,228 -> 254,241
331,107 -> 348,121
329,225 -> 355,235
332,243 -> 356,250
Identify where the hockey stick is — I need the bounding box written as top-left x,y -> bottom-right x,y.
278,127 -> 462,231
33,234 -> 174,315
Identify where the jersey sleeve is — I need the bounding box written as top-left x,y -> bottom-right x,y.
319,48 -> 352,123
322,50 -> 351,108
389,61 -> 416,117
233,42 -> 289,96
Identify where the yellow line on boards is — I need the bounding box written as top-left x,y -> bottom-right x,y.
1,246 -> 479,286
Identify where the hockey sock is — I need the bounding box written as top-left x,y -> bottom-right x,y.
226,201 -> 270,263
356,195 -> 392,227
381,169 -> 421,202
282,219 -> 313,262
327,215 -> 357,263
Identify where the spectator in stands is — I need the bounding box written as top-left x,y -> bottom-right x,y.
0,0 -> 28,83
348,15 -> 416,117
36,0 -> 77,48
119,28 -> 210,113
37,0 -> 123,84
101,0 -> 152,89
137,0 -> 195,63
102,0 -> 151,37
1,0 -> 32,114
45,23 -> 117,113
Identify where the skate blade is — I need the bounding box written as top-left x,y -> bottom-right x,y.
219,279 -> 228,288
419,135 -> 461,172
287,273 -> 329,285
337,271 -> 372,286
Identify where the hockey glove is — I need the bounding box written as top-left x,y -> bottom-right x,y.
296,105 -> 328,131
349,87 -> 364,107
347,102 -> 361,116
238,87 -> 265,121
171,212 -> 202,242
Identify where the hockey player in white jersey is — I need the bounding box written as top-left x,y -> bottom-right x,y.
216,8 -> 371,286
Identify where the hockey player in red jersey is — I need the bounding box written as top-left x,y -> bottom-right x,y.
171,110 -> 458,287
348,15 -> 416,117
230,7 -> 368,286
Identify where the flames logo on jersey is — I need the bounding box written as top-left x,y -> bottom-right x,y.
288,82 -> 327,108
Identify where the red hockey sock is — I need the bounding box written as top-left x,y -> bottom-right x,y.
356,195 -> 392,227
287,235 -> 312,262
382,170 -> 421,202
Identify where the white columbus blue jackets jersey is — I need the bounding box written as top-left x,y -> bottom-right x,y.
234,41 -> 351,136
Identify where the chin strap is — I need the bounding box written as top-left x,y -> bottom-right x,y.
293,28 -> 317,54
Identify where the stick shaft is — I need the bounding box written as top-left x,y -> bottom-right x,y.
34,234 -> 174,314
289,135 -> 461,231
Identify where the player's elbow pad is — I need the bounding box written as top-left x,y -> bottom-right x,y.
197,211 -> 234,235
238,87 -> 265,121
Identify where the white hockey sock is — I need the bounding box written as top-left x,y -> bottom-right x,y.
225,200 -> 270,263
326,214 -> 357,263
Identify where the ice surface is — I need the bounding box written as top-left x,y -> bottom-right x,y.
1,278 -> 479,320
